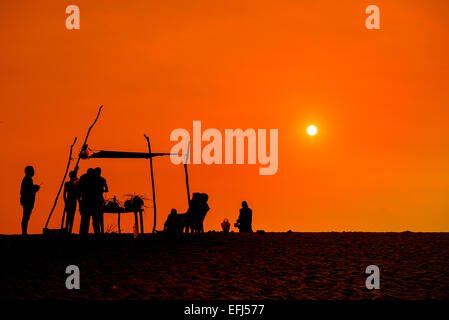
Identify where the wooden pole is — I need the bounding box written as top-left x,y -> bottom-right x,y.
134,211 -> 139,232
144,134 -> 157,233
184,141 -> 191,209
45,137 -> 77,230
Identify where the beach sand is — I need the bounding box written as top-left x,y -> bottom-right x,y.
1,232 -> 448,300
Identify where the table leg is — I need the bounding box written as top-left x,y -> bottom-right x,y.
139,210 -> 144,234
118,213 -> 121,234
134,211 -> 139,232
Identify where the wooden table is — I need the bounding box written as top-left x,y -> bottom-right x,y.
103,209 -> 144,234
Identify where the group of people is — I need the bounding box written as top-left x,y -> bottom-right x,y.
20,165 -> 252,236
163,196 -> 253,236
71,167 -> 108,235
164,192 -> 210,235
19,165 -> 108,236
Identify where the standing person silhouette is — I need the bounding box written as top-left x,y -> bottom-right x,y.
94,167 -> 108,235
20,166 -> 40,235
63,171 -> 79,234
235,201 -> 253,232
79,168 -> 100,236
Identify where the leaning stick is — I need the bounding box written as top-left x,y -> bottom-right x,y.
74,105 -> 103,174
45,105 -> 102,230
44,137 -> 77,229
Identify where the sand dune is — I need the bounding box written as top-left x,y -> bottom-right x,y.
1,232 -> 448,300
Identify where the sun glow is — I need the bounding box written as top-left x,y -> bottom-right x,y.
307,125 -> 318,136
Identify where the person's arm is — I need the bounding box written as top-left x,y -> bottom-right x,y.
104,180 -> 109,193
20,179 -> 26,197
22,177 -> 35,196
32,179 -> 40,193
236,209 -> 242,224
20,179 -> 26,205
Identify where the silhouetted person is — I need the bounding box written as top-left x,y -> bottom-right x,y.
235,201 -> 252,232
79,168 -> 100,236
164,208 -> 180,235
94,167 -> 108,234
20,166 -> 40,235
187,193 -> 202,234
183,192 -> 210,234
63,171 -> 79,234
199,193 -> 210,234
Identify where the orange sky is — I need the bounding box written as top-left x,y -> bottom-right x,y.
1,0 -> 448,234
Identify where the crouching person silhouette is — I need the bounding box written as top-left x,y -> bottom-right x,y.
20,166 -> 40,235
235,201 -> 253,232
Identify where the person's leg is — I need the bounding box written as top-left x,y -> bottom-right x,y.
66,208 -> 75,234
100,211 -> 104,234
21,207 -> 32,235
79,212 -> 90,235
92,211 -> 100,235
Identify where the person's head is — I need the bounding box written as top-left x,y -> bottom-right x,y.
201,193 -> 208,203
95,167 -> 101,176
192,193 -> 200,202
69,171 -> 77,181
241,201 -> 248,208
170,208 -> 177,215
87,168 -> 95,176
24,166 -> 34,177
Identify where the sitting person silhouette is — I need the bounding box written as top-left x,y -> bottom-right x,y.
20,166 -> 40,235
198,193 -> 210,234
164,208 -> 180,235
235,201 -> 253,232
178,192 -> 211,234
190,193 -> 201,233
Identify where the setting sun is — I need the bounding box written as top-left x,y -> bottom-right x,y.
307,125 -> 318,136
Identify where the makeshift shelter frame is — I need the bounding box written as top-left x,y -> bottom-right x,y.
83,136 -> 183,234
44,107 -> 192,236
